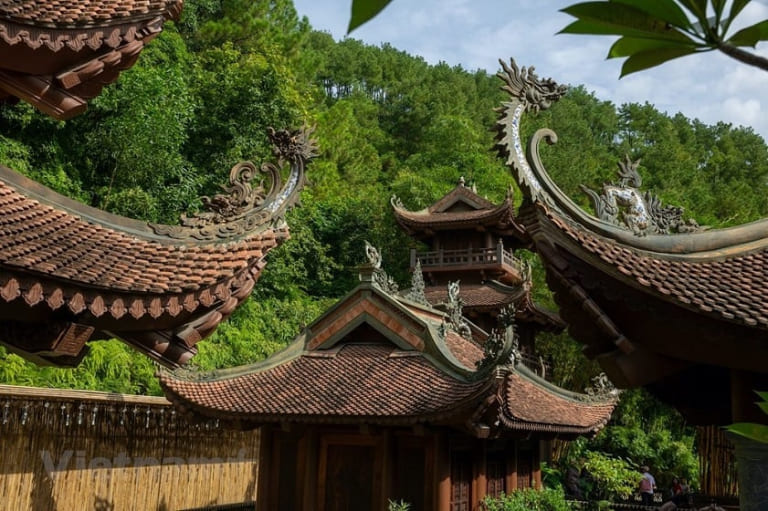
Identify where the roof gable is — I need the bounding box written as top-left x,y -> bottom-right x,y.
430,184 -> 497,214
306,289 -> 427,352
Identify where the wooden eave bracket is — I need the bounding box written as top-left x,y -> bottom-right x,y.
0,71 -> 86,120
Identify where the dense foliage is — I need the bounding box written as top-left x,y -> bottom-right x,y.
0,0 -> 766,494
484,488 -> 571,511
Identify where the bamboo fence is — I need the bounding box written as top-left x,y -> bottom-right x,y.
0,385 -> 260,511
696,425 -> 738,498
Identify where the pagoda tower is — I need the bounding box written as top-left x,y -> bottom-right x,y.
392,178 -> 563,373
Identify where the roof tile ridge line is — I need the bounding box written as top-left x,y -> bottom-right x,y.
513,364 -> 618,405
422,323 -> 484,381
0,384 -> 171,405
159,333 -> 308,383
482,279 -> 527,295
390,194 -> 428,215
494,57 -> 768,255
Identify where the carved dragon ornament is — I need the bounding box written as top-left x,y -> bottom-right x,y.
581,155 -> 701,236
150,126 -> 317,241
495,58 -> 702,239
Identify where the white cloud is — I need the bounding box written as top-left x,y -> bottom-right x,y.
294,0 -> 768,140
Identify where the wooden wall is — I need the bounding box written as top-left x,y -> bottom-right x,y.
0,385 -> 260,511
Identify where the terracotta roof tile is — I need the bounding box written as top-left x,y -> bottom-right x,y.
0,178 -> 284,295
160,344 -> 490,423
544,207 -> 768,330
0,0 -> 180,27
443,330 -> 484,369
500,371 -> 616,434
425,284 -> 520,309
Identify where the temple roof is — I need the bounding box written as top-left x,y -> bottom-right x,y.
161,343 -> 493,425
543,208 -> 768,330
0,127 -> 314,369
500,369 -> 616,434
493,58 -> 768,421
0,0 -> 183,119
391,180 -> 526,240
160,250 -> 615,435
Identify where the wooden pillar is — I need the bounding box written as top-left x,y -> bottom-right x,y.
505,441 -> 517,493
473,441 -> 487,509
533,443 -> 542,490
256,426 -> 273,510
379,430 -> 393,511
300,428 -> 318,511
435,433 -> 451,511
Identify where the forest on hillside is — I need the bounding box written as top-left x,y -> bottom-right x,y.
0,0 -> 765,493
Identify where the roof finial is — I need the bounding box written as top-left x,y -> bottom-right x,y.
405,260 -> 430,306
363,242 -> 399,294
446,281 -> 471,339
458,176 -> 466,187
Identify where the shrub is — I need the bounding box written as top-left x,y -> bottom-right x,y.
483,488 -> 570,511
581,451 -> 637,501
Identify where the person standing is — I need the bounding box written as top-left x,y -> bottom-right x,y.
639,465 -> 657,506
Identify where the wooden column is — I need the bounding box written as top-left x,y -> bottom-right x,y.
505,441 -> 517,492
379,430 -> 393,511
300,428 -> 318,511
256,426 -> 273,510
533,442 -> 542,490
435,433 -> 451,511
473,441 -> 487,509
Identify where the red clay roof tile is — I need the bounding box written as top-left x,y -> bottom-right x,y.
161,343 -> 491,423
500,370 -> 616,434
544,206 -> 768,330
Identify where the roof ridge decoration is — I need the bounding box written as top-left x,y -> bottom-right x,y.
495,56 -> 768,254
364,241 -> 399,294
580,155 -> 702,236
494,58 -> 568,209
150,126 -> 316,241
441,280 -> 472,339
404,259 -> 430,306
477,304 -> 518,371
582,372 -> 620,402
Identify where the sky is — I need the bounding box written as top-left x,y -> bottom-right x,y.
293,0 -> 768,141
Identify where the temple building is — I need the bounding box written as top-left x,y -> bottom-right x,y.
494,57 -> 768,509
160,245 -> 617,511
0,127 -> 314,368
0,1 -> 318,368
392,179 -> 564,373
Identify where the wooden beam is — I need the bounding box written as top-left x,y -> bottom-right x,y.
0,71 -> 86,120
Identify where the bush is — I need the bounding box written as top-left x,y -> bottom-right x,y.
483,488 -> 570,511
581,451 -> 637,501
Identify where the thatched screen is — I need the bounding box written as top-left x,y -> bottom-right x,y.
0,385 -> 260,511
